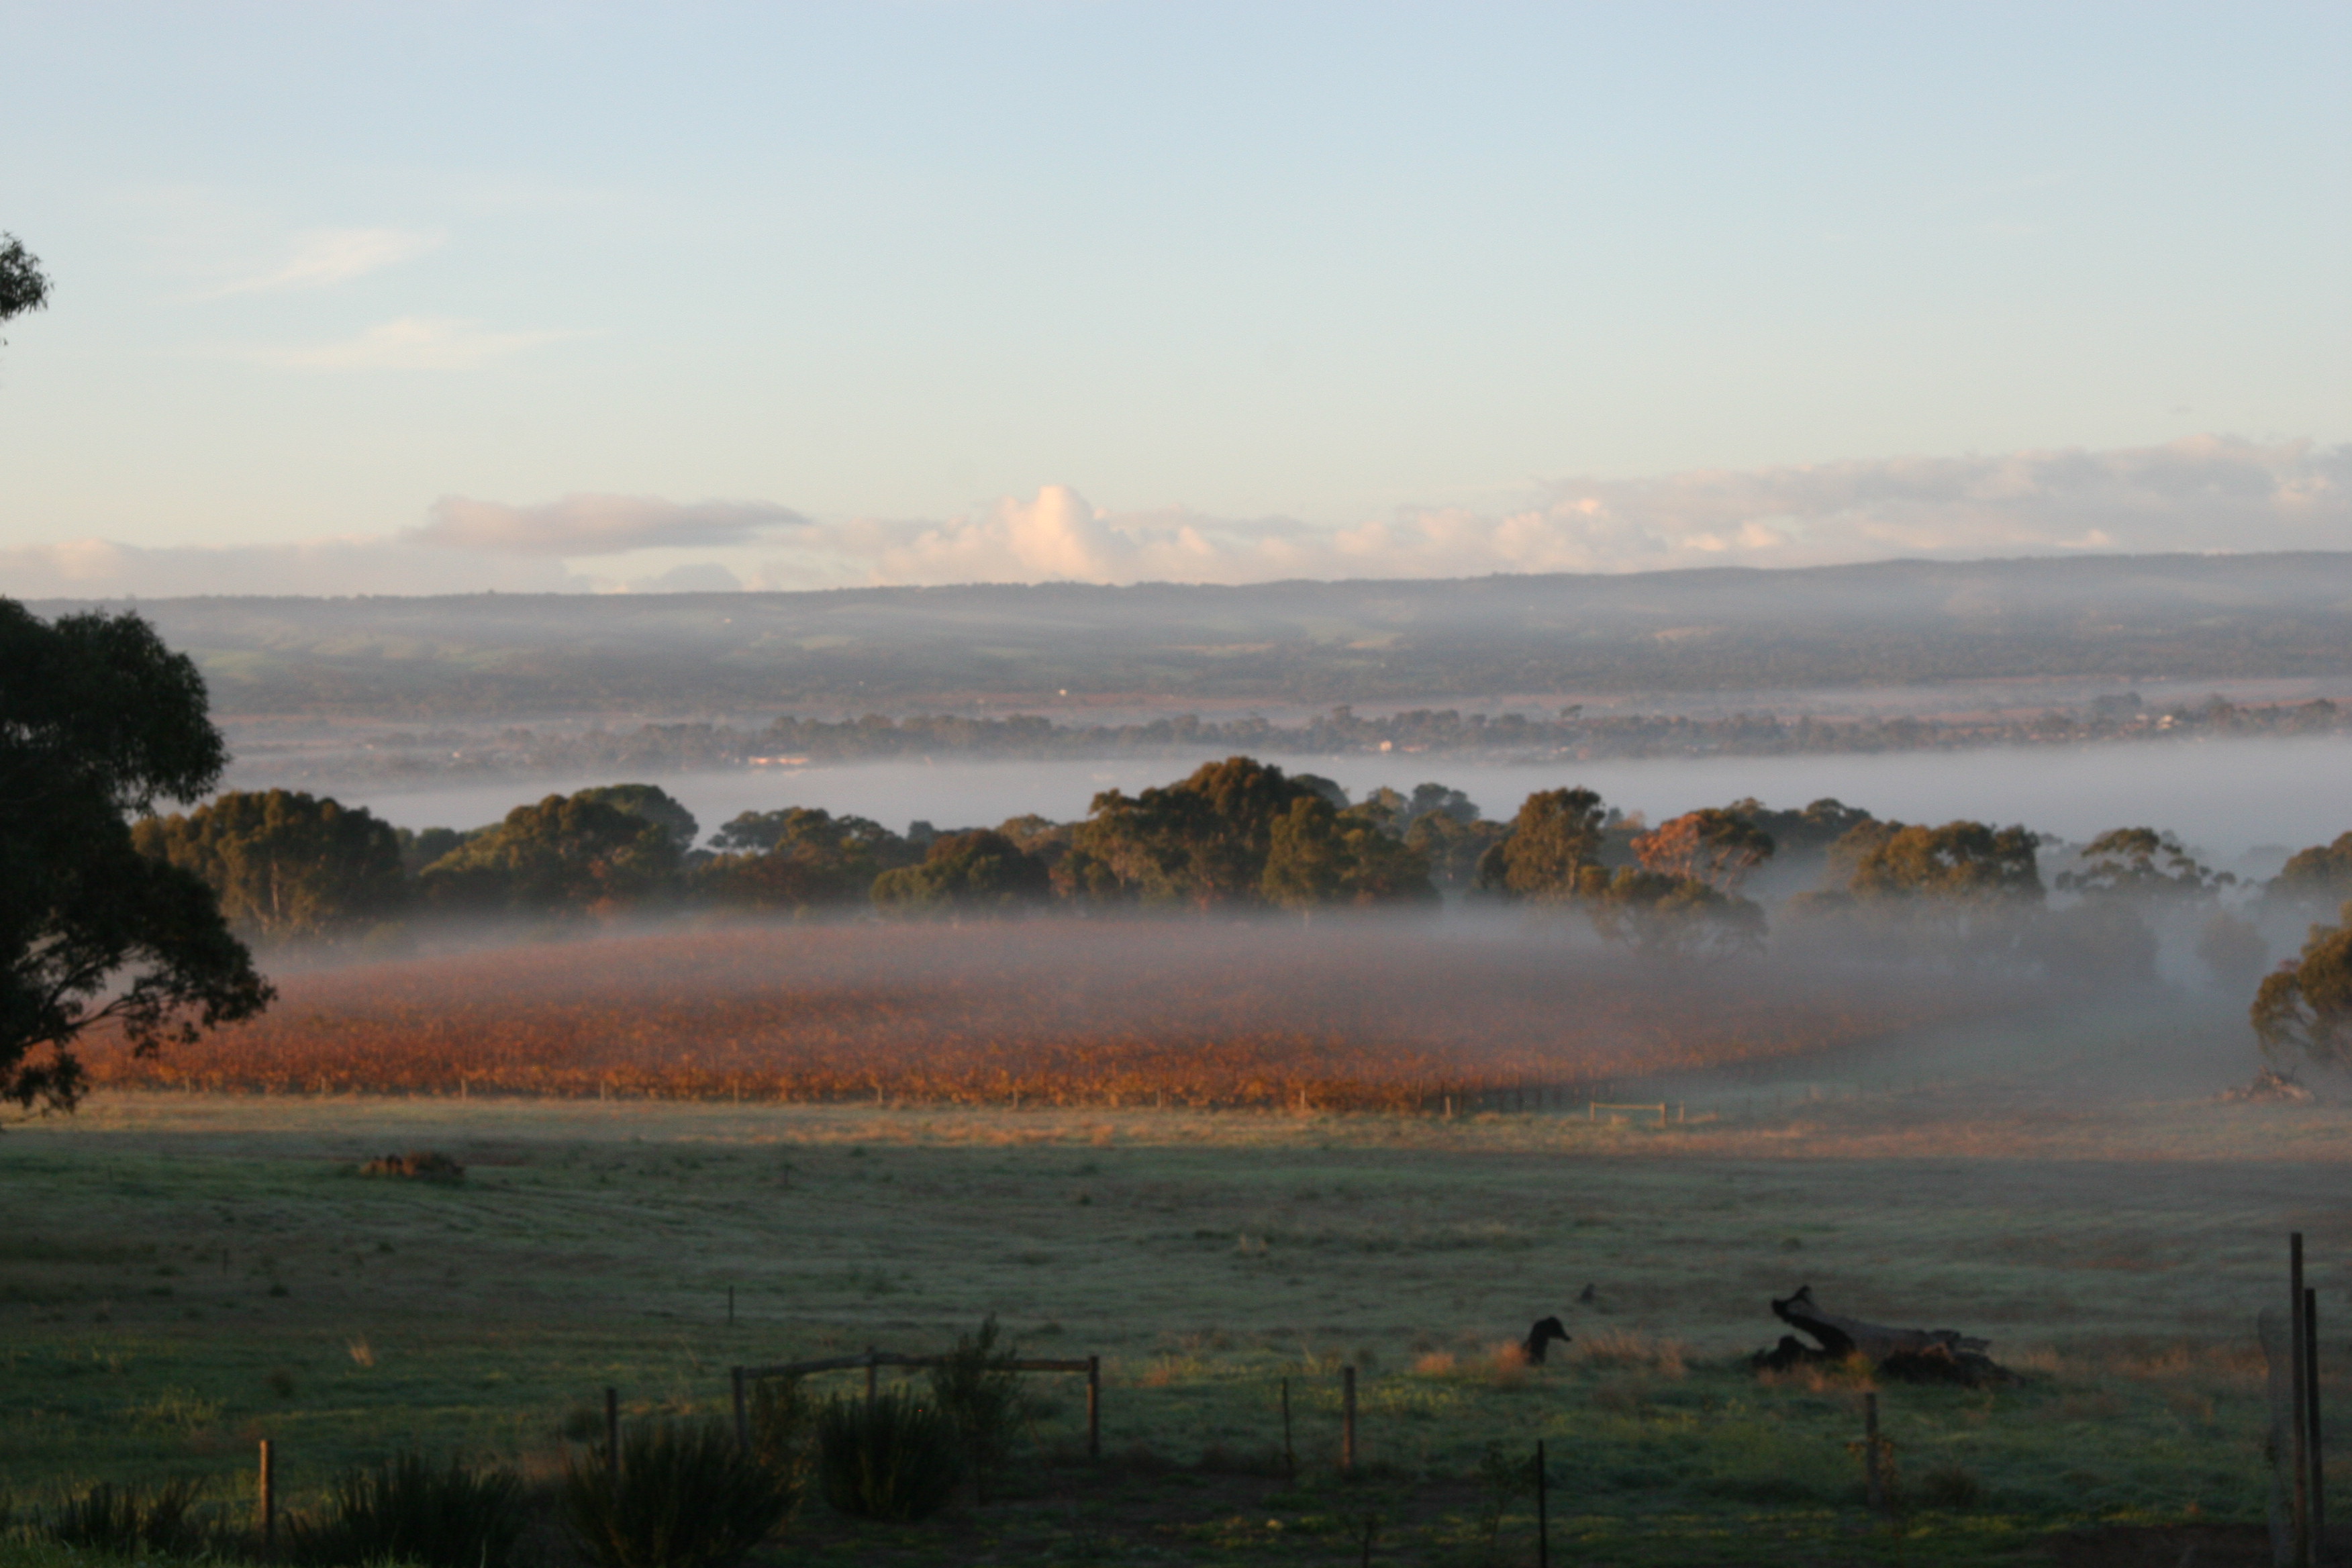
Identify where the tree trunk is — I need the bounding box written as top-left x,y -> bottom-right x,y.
1757,1285 -> 2016,1385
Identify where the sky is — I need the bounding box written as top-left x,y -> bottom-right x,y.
1,1 -> 2347,597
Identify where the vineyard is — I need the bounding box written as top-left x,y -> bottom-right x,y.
85,920 -> 2039,1111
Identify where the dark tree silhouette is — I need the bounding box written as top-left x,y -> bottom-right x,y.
1,600 -> 273,1109
0,233 -> 48,342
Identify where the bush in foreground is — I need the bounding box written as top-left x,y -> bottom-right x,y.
564,1419 -> 795,1568
816,1390 -> 963,1522
45,1480 -> 209,1558
927,1316 -> 1029,1502
288,1449 -> 522,1568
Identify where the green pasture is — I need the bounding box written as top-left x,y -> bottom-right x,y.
1,1038 -> 2344,1565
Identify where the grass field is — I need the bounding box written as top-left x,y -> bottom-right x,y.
4,985 -> 2345,1566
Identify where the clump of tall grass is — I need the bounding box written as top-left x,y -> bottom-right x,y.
47,1479 -> 210,1558
927,1316 -> 1029,1503
748,1377 -> 816,1496
564,1418 -> 795,1568
816,1391 -> 963,1522
287,1450 -> 522,1568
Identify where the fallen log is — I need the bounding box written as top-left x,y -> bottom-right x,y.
1753,1285 -> 2019,1387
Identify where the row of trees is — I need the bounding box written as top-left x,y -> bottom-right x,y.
124,755 -> 2347,977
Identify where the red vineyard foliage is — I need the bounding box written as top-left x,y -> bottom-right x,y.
82,922 -> 2033,1112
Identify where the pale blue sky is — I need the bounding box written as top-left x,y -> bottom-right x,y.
2,2 -> 2347,594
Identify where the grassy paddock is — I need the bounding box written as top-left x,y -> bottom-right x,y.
3,1053 -> 2344,1565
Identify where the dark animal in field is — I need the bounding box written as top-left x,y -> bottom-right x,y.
1753,1285 -> 2018,1386
1523,1316 -> 1573,1363
1576,1282 -> 1598,1304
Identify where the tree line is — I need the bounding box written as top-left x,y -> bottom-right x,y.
272,691 -> 2352,790
126,756 -> 2352,973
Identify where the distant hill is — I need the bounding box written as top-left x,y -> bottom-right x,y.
32,551 -> 2352,718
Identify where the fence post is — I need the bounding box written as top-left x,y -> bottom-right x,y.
865,1347 -> 879,1412
1341,1365 -> 1357,1475
605,1386 -> 620,1485
1281,1377 -> 1295,1480
1086,1355 -> 1101,1462
257,1438 -> 275,1559
1863,1392 -> 1884,1512
2306,1286 -> 2326,1566
2295,1234 -> 2312,1565
731,1367 -> 749,1457
1535,1437 -> 1549,1568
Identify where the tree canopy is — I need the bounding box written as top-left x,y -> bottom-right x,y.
871,830 -> 1051,914
134,789 -> 405,945
1262,795 -> 1437,912
1843,820 -> 2043,903
1726,797 -> 1873,859
0,233 -> 48,340
2251,899 -> 2352,1071
415,789 -> 683,916
1474,787 -> 1609,900
1055,757 -> 1437,912
701,806 -> 918,909
1,600 -> 273,1108
2055,828 -> 2229,901
1632,808 -> 1776,893
2269,832 -> 2352,910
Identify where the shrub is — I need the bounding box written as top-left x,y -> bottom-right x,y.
563,1418 -> 794,1568
927,1316 -> 1027,1502
48,1479 -> 209,1557
816,1390 -> 963,1522
748,1377 -> 816,1494
288,1450 -> 522,1568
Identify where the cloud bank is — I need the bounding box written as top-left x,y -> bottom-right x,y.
5,436 -> 2345,599
772,436 -> 2349,589
408,494 -> 805,555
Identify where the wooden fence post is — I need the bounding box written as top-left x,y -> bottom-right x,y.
1863,1392 -> 1883,1512
1280,1377 -> 1295,1479
2295,1234 -> 2311,1565
257,1438 -> 275,1559
1535,1438 -> 1549,1568
2306,1285 -> 2326,1565
1340,1365 -> 1357,1475
731,1367 -> 749,1456
1086,1355 -> 1101,1461
605,1387 -> 620,1485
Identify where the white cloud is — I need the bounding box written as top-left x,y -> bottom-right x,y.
215,228 -> 443,294
748,436 -> 2351,588
242,315 -> 573,371
9,437 -> 2345,599
408,495 -> 804,556
0,538 -> 583,599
